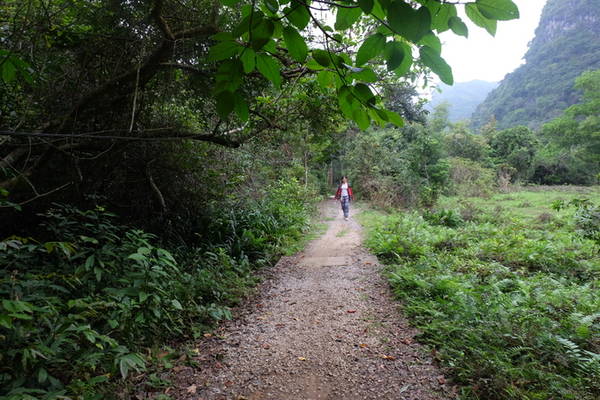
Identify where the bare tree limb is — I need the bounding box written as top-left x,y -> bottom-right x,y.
146,160 -> 167,212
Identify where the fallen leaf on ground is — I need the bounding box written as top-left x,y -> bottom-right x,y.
262,344 -> 271,349
381,355 -> 396,360
157,350 -> 170,359
297,357 -> 307,361
203,333 -> 212,338
186,384 -> 197,394
359,343 -> 368,348
347,310 -> 356,313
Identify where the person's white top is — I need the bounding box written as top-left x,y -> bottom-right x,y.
341,183 -> 349,197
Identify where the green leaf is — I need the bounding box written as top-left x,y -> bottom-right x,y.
234,94 -> 249,121
262,39 -> 277,53
317,70 -> 335,89
208,41 -> 242,62
419,33 -> 441,54
335,7 -> 362,31
264,0 -> 279,14
139,292 -> 149,302
312,49 -> 331,67
371,0 -> 386,20
306,58 -> 325,70
286,1 -> 310,30
256,53 -> 282,87
448,16 -> 468,38
171,299 -> 183,310
356,33 -> 386,66
1,60 -> 16,83
384,41 -> 405,71
358,0 -> 374,14
251,19 -> 275,50
353,83 -> 376,105
369,108 -> 387,127
352,106 -> 371,130
211,32 -> 235,41
385,109 -> 404,127
240,48 -> 256,73
465,3 -> 497,36
37,368 -> 48,383
387,2 -> 431,42
337,85 -> 355,118
283,26 -> 308,62
351,68 -> 378,83
419,45 -> 453,85
476,0 -> 519,21
393,42 -> 413,77
214,59 -> 244,92
216,91 -> 235,119
429,3 -> 457,32
0,315 -> 12,329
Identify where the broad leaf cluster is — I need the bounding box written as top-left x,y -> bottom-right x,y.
209,0 -> 519,129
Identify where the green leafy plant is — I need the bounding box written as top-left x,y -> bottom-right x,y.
423,208 -> 463,227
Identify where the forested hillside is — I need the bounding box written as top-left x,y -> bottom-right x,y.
471,0 -> 600,130
426,80 -> 497,122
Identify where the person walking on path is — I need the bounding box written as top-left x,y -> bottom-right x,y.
334,176 -> 353,220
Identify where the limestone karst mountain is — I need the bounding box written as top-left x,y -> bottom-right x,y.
471,0 -> 600,130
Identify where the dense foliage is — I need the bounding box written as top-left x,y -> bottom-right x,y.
471,0 -> 600,130
342,122 -> 449,208
361,188 -> 600,399
0,179 -> 315,398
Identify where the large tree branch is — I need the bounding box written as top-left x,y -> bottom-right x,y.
151,0 -> 175,40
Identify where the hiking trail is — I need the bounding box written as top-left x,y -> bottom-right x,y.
168,201 -> 455,399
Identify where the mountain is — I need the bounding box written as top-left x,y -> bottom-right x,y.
426,80 -> 498,123
471,0 -> 600,130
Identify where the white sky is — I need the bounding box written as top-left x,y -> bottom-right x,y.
439,0 -> 547,83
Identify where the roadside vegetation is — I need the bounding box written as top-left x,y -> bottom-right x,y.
2,0 -> 599,398
360,186 -> 600,399
1,180 -> 317,399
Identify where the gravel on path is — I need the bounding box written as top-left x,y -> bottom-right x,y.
167,201 -> 456,400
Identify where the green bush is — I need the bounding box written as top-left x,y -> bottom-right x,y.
446,157 -> 496,198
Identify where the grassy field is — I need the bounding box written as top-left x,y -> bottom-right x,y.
359,186 -> 600,400
438,185 -> 600,223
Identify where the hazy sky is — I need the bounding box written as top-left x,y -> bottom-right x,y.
440,0 -> 547,83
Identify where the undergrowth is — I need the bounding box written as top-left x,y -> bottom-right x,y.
360,193 -> 600,400
0,180 -> 315,399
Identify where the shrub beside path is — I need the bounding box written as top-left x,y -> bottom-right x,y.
169,201 -> 455,399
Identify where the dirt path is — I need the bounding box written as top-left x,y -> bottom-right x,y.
169,201 -> 455,399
